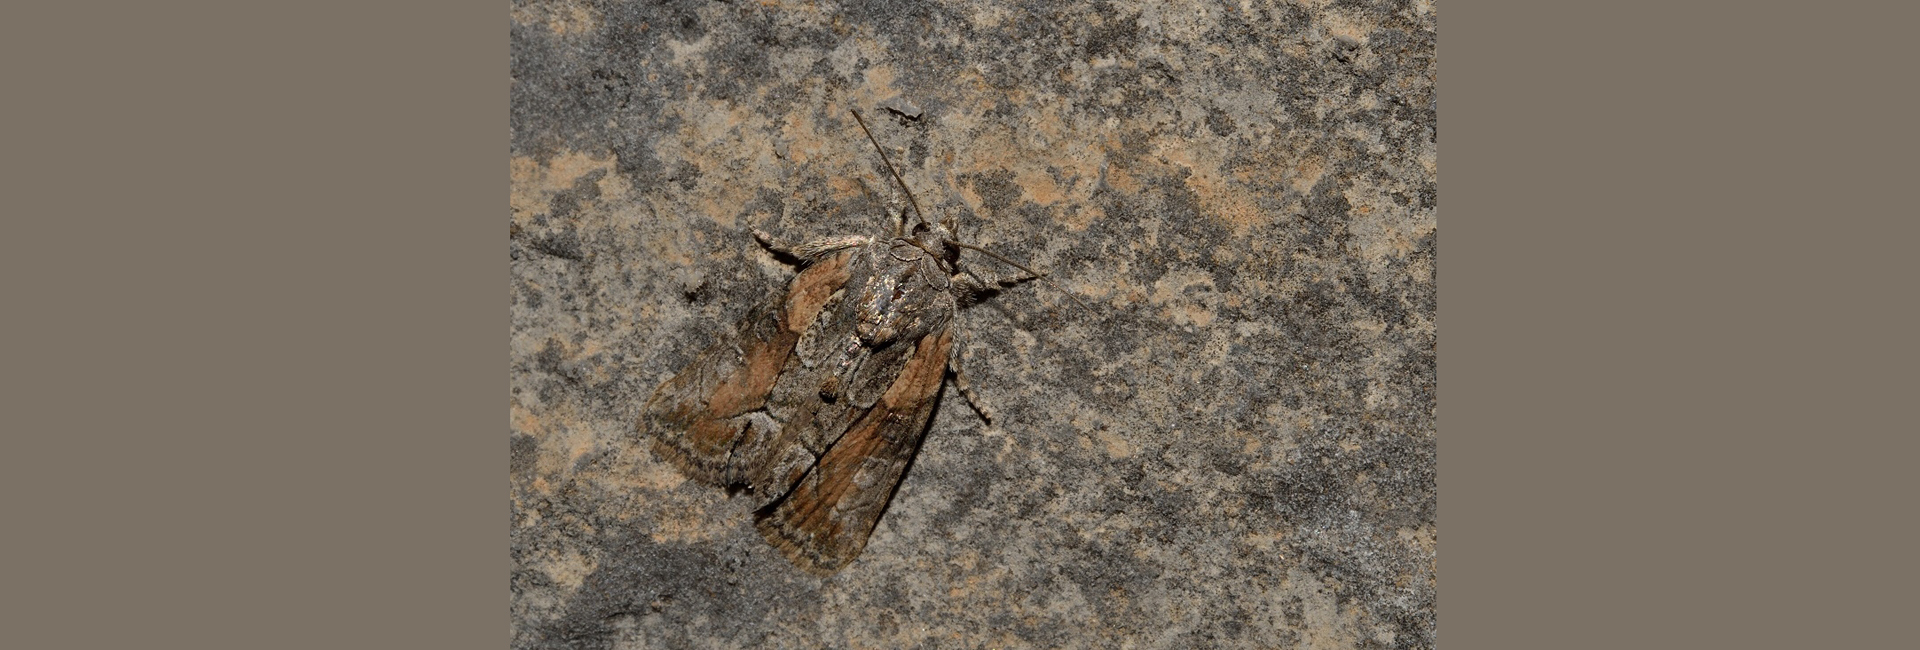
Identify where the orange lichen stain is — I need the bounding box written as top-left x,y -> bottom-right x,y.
1241,522 -> 1296,553
1290,155 -> 1327,194
512,398 -> 582,495
1104,162 -> 1142,193
680,99 -> 751,149
510,401 -> 546,440
1350,317 -> 1386,338
1149,266 -> 1219,329
779,108 -> 828,166
1059,202 -> 1103,232
953,67 -> 998,95
594,168 -> 632,203
539,419 -> 597,480
1210,189 -> 1264,237
1153,136 -> 1269,236
1270,566 -> 1362,649
1014,165 -> 1063,205
825,174 -> 865,200
649,98 -> 791,229
510,1 -> 600,36
566,427 -> 598,470
965,4 -> 1012,29
933,98 -> 1113,234
1094,426 -> 1135,459
1322,7 -> 1378,45
856,64 -> 900,104
1399,525 -> 1437,555
637,226 -> 698,269
665,33 -> 713,67
508,4 -> 535,27
951,549 -> 982,573
510,150 -> 616,226
554,4 -> 599,35
1344,179 -> 1434,281
540,548 -> 596,592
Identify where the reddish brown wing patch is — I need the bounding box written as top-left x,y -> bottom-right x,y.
640,252 -> 853,485
753,329 -> 954,575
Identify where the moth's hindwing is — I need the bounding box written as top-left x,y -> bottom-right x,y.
640,251 -> 854,488
753,328 -> 955,575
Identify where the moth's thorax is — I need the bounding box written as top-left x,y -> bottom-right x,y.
847,238 -> 957,349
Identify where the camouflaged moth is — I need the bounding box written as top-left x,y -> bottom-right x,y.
640,110 -> 1079,575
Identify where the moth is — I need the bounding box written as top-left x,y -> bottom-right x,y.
640,110 -> 1078,575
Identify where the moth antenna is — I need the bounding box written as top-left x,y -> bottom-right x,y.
851,109 -> 927,226
951,240 -> 1093,316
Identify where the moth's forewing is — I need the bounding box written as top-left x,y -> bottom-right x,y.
645,234 -> 967,574
760,247 -> 925,460
640,251 -> 853,486
754,329 -> 954,575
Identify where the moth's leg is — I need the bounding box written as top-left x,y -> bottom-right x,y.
950,269 -> 1041,308
972,266 -> 1044,287
947,328 -> 993,424
949,272 -> 994,308
753,229 -> 872,265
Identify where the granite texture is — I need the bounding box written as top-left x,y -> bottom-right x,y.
510,1 -> 1435,647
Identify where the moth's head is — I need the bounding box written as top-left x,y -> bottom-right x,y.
909,217 -> 961,267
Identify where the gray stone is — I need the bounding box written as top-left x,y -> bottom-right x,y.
511,1 -> 1435,647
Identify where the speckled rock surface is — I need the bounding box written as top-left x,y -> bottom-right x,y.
510,1 -> 1435,648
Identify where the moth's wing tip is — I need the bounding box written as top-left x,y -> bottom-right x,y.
638,405 -> 735,487
753,511 -> 852,576
643,434 -> 731,486
637,386 -> 728,484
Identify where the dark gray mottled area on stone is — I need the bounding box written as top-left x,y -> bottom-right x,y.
511,1 -> 1434,647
